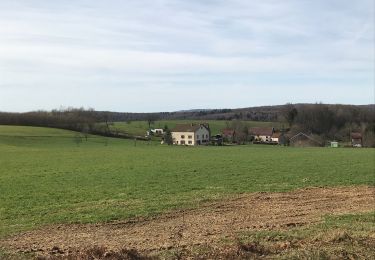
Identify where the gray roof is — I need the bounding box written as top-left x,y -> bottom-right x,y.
172,123 -> 209,133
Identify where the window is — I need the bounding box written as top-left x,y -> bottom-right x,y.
176,141 -> 179,144
181,140 -> 185,145
196,135 -> 200,139
188,141 -> 192,144
206,134 -> 208,138
188,135 -> 192,139
181,135 -> 185,139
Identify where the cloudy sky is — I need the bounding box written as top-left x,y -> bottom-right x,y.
0,0 -> 374,112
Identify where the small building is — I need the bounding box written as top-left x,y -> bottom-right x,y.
351,132 -> 362,147
330,141 -> 338,148
221,128 -> 236,143
146,128 -> 164,136
151,129 -> 164,135
249,127 -> 274,143
289,132 -> 321,147
171,123 -> 210,146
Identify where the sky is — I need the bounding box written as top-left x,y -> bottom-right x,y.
0,0 -> 374,112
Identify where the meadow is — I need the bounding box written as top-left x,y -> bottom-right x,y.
0,125 -> 374,240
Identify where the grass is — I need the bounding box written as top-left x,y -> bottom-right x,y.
232,212 -> 375,259
0,125 -> 374,239
108,119 -> 279,137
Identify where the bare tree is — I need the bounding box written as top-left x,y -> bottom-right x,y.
282,103 -> 298,128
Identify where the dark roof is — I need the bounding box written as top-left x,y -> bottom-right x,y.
172,123 -> 209,133
249,127 -> 273,136
351,132 -> 362,139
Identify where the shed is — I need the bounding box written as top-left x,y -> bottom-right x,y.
330,141 -> 338,148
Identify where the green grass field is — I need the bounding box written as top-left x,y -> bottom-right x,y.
109,120 -> 279,137
0,125 -> 374,239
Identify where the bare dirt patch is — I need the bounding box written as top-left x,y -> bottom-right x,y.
1,186 -> 374,258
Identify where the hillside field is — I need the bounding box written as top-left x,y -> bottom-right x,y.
109,120 -> 280,137
0,125 -> 374,258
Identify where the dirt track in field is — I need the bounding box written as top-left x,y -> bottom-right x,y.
1,186 -> 374,256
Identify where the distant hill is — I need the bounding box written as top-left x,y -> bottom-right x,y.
94,103 -> 374,122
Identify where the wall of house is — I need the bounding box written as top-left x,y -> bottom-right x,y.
195,127 -> 210,145
255,135 -> 272,142
172,131 -> 195,146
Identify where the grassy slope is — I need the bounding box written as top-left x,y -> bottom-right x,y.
232,212 -> 375,259
0,125 -> 374,238
109,120 -> 279,136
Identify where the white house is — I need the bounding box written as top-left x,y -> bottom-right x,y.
249,127 -> 274,142
171,123 -> 210,146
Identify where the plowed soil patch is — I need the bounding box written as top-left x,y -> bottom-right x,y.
1,186 -> 374,256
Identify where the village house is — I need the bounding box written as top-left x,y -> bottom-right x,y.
289,132 -> 321,147
351,132 -> 362,147
171,123 -> 210,146
249,127 -> 274,143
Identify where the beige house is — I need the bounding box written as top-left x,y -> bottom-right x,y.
249,127 -> 274,142
171,123 -> 210,146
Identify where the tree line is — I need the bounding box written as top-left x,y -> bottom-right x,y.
282,103 -> 375,146
0,104 -> 373,146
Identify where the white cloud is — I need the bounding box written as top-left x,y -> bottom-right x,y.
0,0 -> 373,112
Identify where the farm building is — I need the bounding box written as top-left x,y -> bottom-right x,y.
221,128 -> 236,143
171,123 -> 210,146
289,132 -> 321,147
249,127 -> 274,142
147,128 -> 164,136
351,132 -> 362,147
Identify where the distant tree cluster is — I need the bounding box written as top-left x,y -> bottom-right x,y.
282,103 -> 375,146
0,107 -> 97,132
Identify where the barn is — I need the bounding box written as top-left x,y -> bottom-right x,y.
289,132 -> 321,147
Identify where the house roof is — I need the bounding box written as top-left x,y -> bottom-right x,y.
351,132 -> 362,139
222,128 -> 235,136
249,127 -> 273,136
172,123 -> 209,133
289,132 -> 320,144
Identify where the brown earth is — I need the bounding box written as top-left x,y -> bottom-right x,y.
1,186 -> 374,258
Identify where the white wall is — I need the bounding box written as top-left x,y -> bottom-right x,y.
172,126 -> 210,146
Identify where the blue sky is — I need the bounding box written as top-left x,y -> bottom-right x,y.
0,0 -> 374,112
